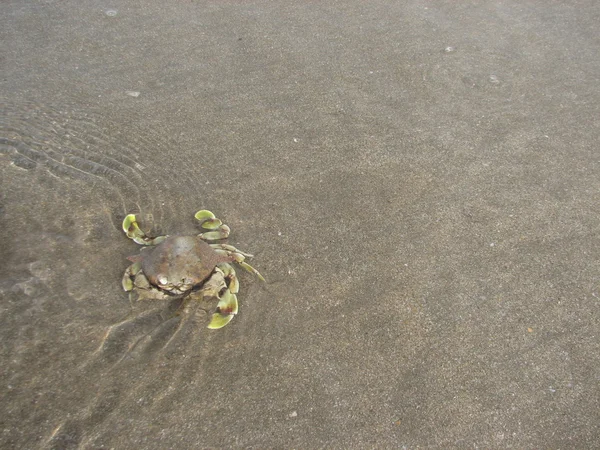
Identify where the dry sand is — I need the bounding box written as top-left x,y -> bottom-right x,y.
1,1 -> 599,448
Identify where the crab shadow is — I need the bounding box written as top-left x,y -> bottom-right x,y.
46,295 -> 219,449
93,292 -> 215,366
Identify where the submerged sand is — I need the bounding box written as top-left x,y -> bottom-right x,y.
1,1 -> 599,448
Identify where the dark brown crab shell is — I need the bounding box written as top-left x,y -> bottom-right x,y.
131,235 -> 233,295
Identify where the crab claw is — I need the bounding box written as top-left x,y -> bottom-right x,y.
122,214 -> 166,246
207,289 -> 239,329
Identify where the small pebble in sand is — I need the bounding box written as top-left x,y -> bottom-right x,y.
126,91 -> 141,98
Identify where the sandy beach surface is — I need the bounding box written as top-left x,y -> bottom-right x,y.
1,1 -> 599,448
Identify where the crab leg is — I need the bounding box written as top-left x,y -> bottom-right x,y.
194,209 -> 216,223
206,263 -> 241,329
122,261 -> 142,291
207,310 -> 233,329
217,262 -> 240,294
238,261 -> 266,282
201,267 -> 227,298
198,225 -> 230,241
207,288 -> 239,329
194,210 -> 230,240
194,209 -> 265,329
194,209 -> 222,229
122,214 -> 167,246
213,248 -> 265,282
209,243 -> 254,258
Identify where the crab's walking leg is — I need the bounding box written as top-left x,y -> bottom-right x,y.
212,246 -> 265,282
123,260 -> 171,301
239,261 -> 265,282
122,214 -> 167,246
206,263 -> 240,329
218,262 -> 240,294
199,225 -> 230,241
209,243 -> 254,258
194,210 -> 230,240
201,267 -> 227,299
207,289 -> 239,329
122,262 -> 141,291
122,261 -> 157,293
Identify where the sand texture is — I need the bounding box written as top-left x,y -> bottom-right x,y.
1,1 -> 599,448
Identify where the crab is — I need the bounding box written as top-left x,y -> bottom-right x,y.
121,210 -> 264,329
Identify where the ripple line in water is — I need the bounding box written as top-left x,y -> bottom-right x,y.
1,99 -> 176,222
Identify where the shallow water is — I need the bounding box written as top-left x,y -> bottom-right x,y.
2,1 -> 599,448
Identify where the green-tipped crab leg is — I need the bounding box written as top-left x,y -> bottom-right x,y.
217,262 -> 239,294
121,261 -> 142,291
201,218 -> 223,230
207,312 -> 234,329
215,249 -> 266,282
122,214 -> 167,246
194,210 -> 223,230
195,210 -> 231,240
239,261 -> 266,282
198,224 -> 230,241
207,289 -> 239,329
122,214 -> 144,241
201,267 -> 227,299
194,209 -> 216,222
209,243 -> 254,258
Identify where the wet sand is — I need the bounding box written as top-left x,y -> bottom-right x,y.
1,1 -> 599,448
